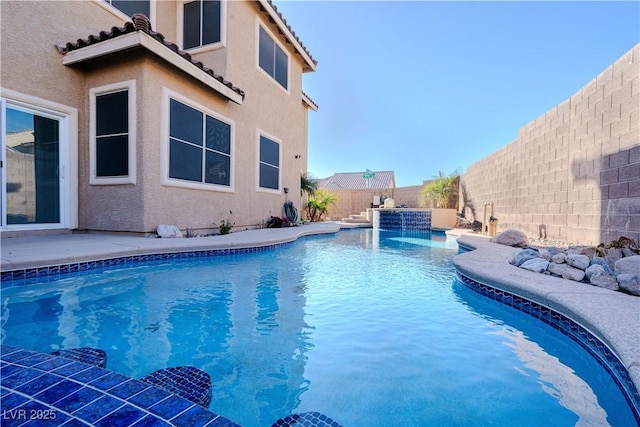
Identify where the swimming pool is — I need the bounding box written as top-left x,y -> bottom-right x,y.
1,229 -> 636,426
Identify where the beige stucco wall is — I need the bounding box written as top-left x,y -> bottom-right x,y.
2,0 -> 312,234
461,44 -> 639,246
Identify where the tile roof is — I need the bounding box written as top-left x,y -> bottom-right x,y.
56,14 -> 245,99
319,171 -> 396,190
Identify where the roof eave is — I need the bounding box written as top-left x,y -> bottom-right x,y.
302,92 -> 318,111
258,0 -> 317,73
60,32 -> 244,105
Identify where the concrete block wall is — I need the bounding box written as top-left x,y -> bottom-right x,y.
461,44 -> 640,246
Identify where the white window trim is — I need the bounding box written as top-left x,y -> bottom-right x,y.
95,0 -> 157,28
160,87 -> 234,193
256,19 -> 290,95
89,80 -> 137,185
256,129 -> 282,194
0,88 -> 78,231
177,0 -> 226,53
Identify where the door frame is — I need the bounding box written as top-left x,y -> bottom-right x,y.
1,89 -> 78,231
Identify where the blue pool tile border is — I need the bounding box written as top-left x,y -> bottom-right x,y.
1,242 -> 292,288
456,272 -> 640,423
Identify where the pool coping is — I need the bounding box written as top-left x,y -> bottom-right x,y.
453,235 -> 640,415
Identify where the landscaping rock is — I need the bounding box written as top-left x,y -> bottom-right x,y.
567,246 -> 597,257
561,266 -> 586,282
511,249 -> 542,267
586,265 -> 619,290
589,257 -> 613,274
513,236 -> 639,297
605,248 -> 623,270
548,262 -> 569,277
614,256 -> 640,276
617,274 -> 640,296
157,224 -> 183,238
566,254 -> 590,271
492,229 -> 529,248
520,258 -> 549,273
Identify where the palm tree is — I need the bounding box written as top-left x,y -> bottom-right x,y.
422,170 -> 460,209
306,190 -> 337,221
300,173 -> 318,199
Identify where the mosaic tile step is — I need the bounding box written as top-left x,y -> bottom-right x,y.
0,345 -> 239,427
271,411 -> 343,427
50,347 -> 107,368
141,366 -> 213,408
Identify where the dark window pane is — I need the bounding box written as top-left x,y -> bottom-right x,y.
202,0 -> 221,45
96,135 -> 128,177
274,44 -> 288,89
183,1 -> 201,49
258,27 -> 274,76
111,0 -> 149,17
206,116 -> 230,154
259,163 -> 278,190
96,91 -> 128,136
169,139 -> 202,182
205,151 -> 230,186
170,99 -> 203,146
260,136 -> 279,167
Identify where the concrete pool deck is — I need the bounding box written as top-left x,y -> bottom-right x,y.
1,224 -> 639,415
0,222 -> 341,271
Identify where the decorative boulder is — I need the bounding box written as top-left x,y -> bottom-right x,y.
561,266 -> 586,282
589,257 -> 613,275
605,248 -> 623,270
551,252 -> 567,264
566,254 -> 590,271
614,256 -> 640,276
585,265 -> 619,291
157,224 -> 183,238
548,262 -> 570,277
511,249 -> 542,267
617,274 -> 640,296
520,258 -> 549,274
491,229 -> 529,248
567,246 -> 597,258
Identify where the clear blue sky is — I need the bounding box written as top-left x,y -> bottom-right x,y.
274,0 -> 640,187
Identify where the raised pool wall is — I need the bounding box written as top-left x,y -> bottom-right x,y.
460,44 -> 639,246
371,208 -> 457,230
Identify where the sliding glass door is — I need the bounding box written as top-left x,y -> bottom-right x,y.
2,102 -> 64,228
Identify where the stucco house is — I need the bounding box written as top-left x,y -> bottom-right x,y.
1,0 -> 317,235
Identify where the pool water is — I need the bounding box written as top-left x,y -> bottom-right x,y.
1,229 -> 636,426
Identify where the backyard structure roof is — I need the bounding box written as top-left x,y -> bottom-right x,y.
318,171 -> 396,190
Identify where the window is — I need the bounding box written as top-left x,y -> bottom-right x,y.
90,81 -> 136,185
183,0 -> 221,50
169,98 -> 231,187
258,134 -> 280,190
104,0 -> 150,17
258,25 -> 288,90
